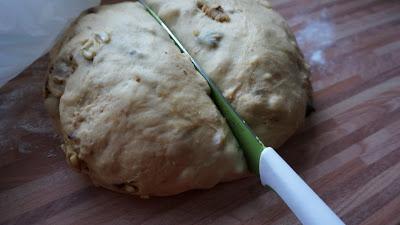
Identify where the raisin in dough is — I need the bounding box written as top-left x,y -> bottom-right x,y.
44,2 -> 247,197
144,0 -> 312,148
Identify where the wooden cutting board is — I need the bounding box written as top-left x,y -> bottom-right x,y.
1,0 -> 400,224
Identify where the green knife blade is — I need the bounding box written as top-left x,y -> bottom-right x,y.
139,0 -> 265,175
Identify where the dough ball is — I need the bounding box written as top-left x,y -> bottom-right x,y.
44,0 -> 312,197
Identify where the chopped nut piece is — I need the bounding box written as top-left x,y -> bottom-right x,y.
80,32 -> 110,61
95,31 -> 111,43
81,39 -> 94,50
81,50 -> 96,60
197,1 -> 230,22
197,32 -> 223,48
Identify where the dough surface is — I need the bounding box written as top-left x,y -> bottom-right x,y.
44,0 -> 312,196
145,0 -> 312,147
45,2 -> 247,197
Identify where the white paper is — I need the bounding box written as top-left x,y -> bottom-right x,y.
0,0 -> 100,87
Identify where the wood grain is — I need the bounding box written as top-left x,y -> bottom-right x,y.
1,0 -> 400,224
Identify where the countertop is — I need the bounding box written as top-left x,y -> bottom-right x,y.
1,0 -> 400,224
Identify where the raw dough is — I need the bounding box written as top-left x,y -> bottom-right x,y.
44,0 -> 312,196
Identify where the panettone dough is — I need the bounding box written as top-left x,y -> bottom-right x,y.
44,0 -> 312,196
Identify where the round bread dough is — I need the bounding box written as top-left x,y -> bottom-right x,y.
44,0 -> 312,197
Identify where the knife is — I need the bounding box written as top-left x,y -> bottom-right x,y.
139,1 -> 345,224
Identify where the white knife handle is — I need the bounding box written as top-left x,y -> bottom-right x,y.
259,147 -> 345,225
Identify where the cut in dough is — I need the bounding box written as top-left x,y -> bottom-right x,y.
44,0 -> 312,197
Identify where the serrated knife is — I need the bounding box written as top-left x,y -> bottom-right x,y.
138,1 -> 345,224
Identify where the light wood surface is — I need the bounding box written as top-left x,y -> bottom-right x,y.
1,0 -> 400,224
